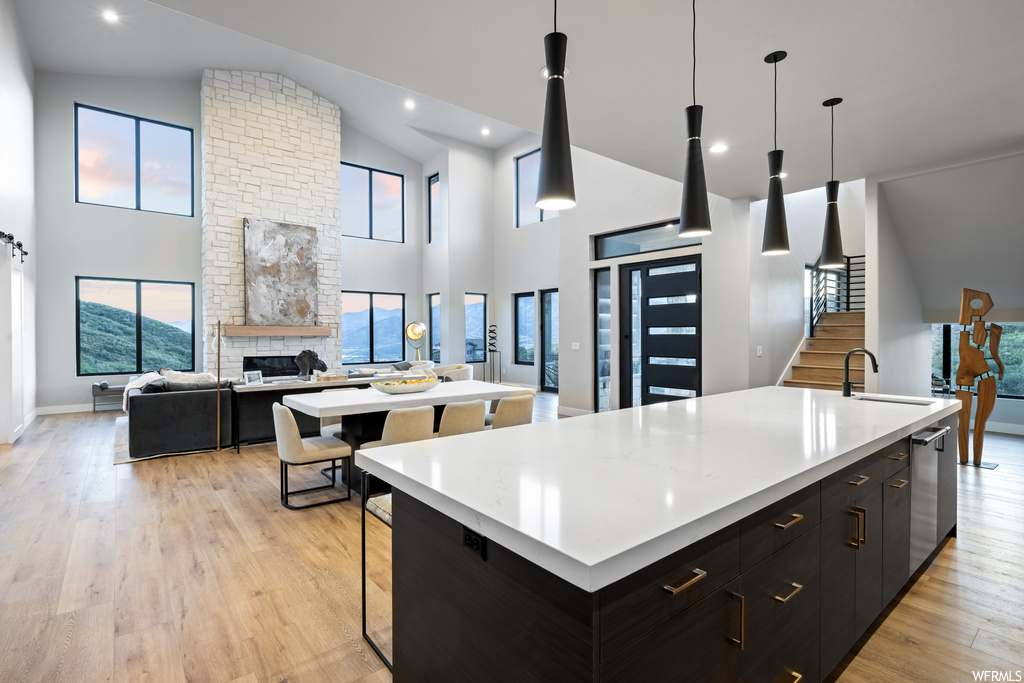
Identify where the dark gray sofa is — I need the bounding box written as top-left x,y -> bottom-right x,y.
127,381 -> 233,458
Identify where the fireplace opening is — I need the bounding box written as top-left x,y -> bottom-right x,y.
243,355 -> 301,378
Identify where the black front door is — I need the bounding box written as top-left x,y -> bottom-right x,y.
619,255 -> 702,407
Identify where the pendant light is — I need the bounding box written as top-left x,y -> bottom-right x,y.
761,51 -> 790,255
536,0 -> 576,211
819,98 -> 846,269
679,0 -> 711,237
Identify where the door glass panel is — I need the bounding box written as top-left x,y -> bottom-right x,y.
541,290 -> 559,390
631,270 -> 642,408
649,387 -> 697,398
649,327 -> 696,335
595,269 -> 611,412
649,264 -> 696,276
649,357 -> 697,366
649,295 -> 697,305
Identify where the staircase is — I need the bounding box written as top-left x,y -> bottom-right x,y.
784,311 -> 865,391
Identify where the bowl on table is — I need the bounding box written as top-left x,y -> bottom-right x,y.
372,378 -> 440,395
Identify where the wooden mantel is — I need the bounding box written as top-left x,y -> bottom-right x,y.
223,325 -> 332,337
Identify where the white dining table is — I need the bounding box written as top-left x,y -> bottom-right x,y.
281,379 -> 535,419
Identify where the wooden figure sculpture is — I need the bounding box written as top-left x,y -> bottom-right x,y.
955,288 -> 1005,466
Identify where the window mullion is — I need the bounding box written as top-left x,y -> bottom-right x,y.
367,170 -> 374,240
135,281 -> 143,373
135,119 -> 142,211
368,293 -> 375,364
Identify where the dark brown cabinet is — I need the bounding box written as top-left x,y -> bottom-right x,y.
882,471 -> 911,606
819,454 -> 884,676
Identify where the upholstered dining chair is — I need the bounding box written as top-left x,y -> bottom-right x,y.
361,404 -> 436,672
436,399 -> 486,438
272,402 -> 353,510
489,394 -> 535,430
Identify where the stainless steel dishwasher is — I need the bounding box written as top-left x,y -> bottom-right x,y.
910,424 -> 952,574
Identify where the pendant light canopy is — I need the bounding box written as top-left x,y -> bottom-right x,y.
536,0 -> 576,211
819,98 -> 846,269
679,0 -> 711,237
761,50 -> 790,256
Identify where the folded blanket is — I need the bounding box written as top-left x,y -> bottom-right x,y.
122,372 -> 164,411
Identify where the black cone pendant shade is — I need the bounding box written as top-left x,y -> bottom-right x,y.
762,149 -> 790,254
679,0 -> 711,237
680,106 -> 711,235
819,98 -> 845,269
537,29 -> 576,211
761,50 -> 789,256
820,180 -> 844,268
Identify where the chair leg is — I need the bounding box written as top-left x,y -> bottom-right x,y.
362,470 -> 393,671
280,458 -> 353,511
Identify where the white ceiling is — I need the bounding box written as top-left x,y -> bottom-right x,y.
13,0 -> 528,163
880,152 -> 1024,317
13,0 -> 1024,200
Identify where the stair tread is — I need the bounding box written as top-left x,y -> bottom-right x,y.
793,364 -> 862,371
784,379 -> 864,387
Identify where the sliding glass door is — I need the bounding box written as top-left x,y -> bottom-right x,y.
540,289 -> 559,392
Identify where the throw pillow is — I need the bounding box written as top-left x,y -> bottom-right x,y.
160,369 -> 218,383
141,380 -> 167,393
391,361 -> 413,371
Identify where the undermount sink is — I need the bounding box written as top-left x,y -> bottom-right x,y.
852,396 -> 935,406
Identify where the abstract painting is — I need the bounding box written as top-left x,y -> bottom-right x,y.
243,218 -> 318,326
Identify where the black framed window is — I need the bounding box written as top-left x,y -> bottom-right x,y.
515,149 -> 559,227
339,161 -> 405,242
76,277 -> 195,376
341,291 -> 406,364
465,293 -> 487,363
429,293 -> 441,362
75,104 -> 194,217
427,173 -> 440,244
594,219 -> 701,260
932,323 -> 1023,398
514,292 -> 535,365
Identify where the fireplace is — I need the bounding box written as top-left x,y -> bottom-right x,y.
243,355 -> 301,378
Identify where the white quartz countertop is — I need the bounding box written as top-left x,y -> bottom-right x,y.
355,386 -> 959,591
283,380 -> 534,418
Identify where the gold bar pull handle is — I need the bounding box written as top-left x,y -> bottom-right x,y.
729,592 -> 745,649
663,568 -> 707,595
774,513 -> 805,529
847,474 -> 870,486
886,452 -> 909,462
790,672 -> 803,682
855,506 -> 867,546
891,479 -> 909,489
849,509 -> 863,548
773,582 -> 804,603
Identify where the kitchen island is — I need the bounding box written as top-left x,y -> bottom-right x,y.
355,386 -> 960,682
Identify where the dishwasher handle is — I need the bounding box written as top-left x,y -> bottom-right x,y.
912,425 -> 951,446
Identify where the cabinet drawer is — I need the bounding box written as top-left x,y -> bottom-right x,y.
741,482 -> 820,571
737,527 -> 820,673
601,580 -> 742,683
821,452 -> 884,518
880,437 -> 912,479
599,524 -> 741,661
741,607 -> 820,683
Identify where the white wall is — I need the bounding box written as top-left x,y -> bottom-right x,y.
872,185 -> 931,397
492,134 -> 559,388
748,180 -> 867,387
0,0 -> 36,438
340,123 -> 425,330
33,72 -> 201,412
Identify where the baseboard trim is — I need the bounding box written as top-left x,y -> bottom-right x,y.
983,422 -> 1024,437
557,406 -> 592,417
36,403 -> 97,416
25,409 -> 38,428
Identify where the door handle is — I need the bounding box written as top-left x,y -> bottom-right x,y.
774,513 -> 805,530
849,508 -> 864,548
790,672 -> 803,682
854,506 -> 867,546
663,568 -> 706,595
891,479 -> 909,489
886,452 -> 909,462
773,582 -> 804,603
847,474 -> 870,486
913,425 -> 951,446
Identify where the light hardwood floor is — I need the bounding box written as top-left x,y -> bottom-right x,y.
0,402 -> 1020,682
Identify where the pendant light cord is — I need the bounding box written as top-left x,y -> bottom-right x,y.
773,60 -> 778,151
830,105 -> 835,181
554,0 -> 557,32
692,0 -> 697,106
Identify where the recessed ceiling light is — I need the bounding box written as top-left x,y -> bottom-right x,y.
102,9 -> 119,22
404,99 -> 415,111
481,127 -> 490,136
709,143 -> 729,154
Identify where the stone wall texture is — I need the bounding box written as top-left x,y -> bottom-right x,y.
201,70 -> 341,377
